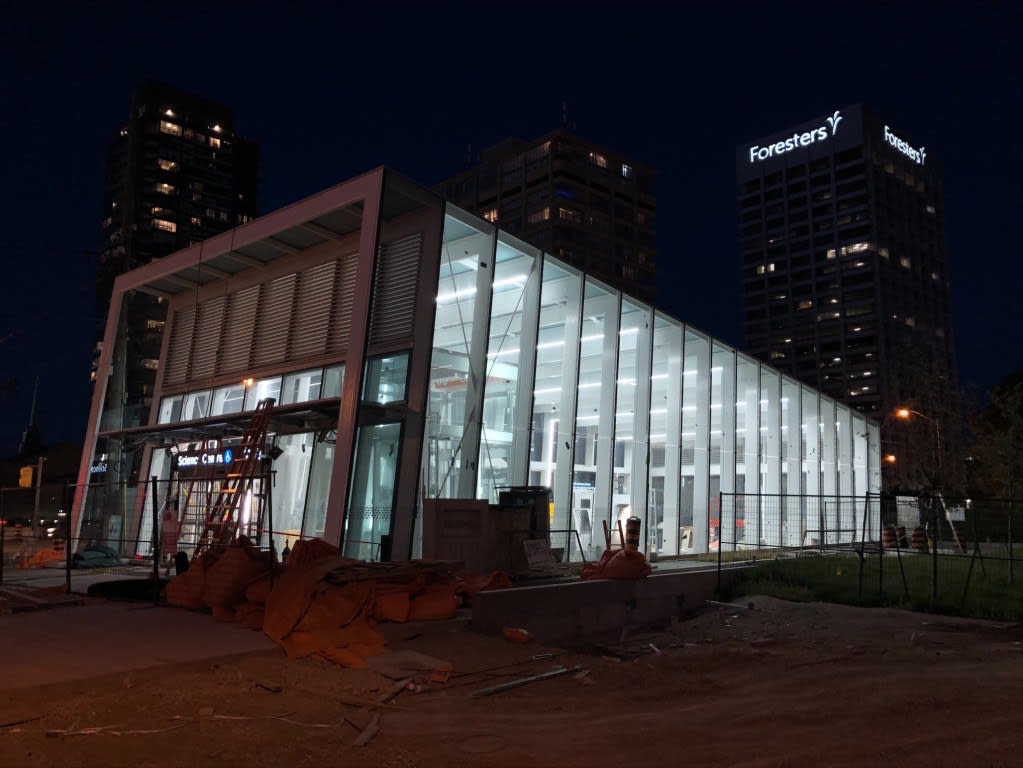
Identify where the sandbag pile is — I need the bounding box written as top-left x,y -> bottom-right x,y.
165,535 -> 275,614
165,537 -> 512,668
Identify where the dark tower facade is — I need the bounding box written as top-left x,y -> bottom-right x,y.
437,129 -> 657,302
737,105 -> 957,488
96,81 -> 260,427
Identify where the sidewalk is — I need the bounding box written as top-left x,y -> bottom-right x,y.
0,599 -> 277,690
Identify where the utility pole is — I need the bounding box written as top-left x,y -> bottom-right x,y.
32,456 -> 45,539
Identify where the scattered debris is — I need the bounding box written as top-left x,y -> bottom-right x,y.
706,599 -> 753,611
353,712 -> 381,747
470,665 -> 584,699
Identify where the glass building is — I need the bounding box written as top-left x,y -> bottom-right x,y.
74,168 -> 881,562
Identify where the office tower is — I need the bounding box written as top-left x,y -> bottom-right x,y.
737,105 -> 957,487
95,81 -> 259,427
437,129 -> 657,302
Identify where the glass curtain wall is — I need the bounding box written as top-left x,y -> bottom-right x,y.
530,261 -> 582,554
426,213 -> 495,499
477,235 -> 540,502
421,205 -> 881,559
649,315 -> 682,555
572,280 -> 618,554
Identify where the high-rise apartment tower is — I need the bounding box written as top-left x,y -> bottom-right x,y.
95,81 -> 259,427
438,129 -> 657,301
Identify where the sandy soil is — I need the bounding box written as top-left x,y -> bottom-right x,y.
2,595 -> 1022,768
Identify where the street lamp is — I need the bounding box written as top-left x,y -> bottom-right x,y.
896,406 -> 943,602
894,407 -> 943,481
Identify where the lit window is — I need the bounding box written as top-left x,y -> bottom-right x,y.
931,271 -> 940,281
212,124 -> 223,133
826,248 -> 836,259
159,120 -> 182,136
900,256 -> 911,269
156,182 -> 175,195
589,152 -> 608,169
482,208 -> 498,223
621,163 -> 633,179
798,300 -> 813,310
527,207 -> 551,225
142,359 -> 160,370
157,158 -> 178,172
151,206 -> 169,217
558,207 -> 582,224
164,108 -> 174,117
926,205 -> 936,214
905,317 -> 915,327
209,136 -> 221,149
879,247 -> 890,259
153,219 -> 177,232
190,216 -> 202,226
145,319 -> 165,330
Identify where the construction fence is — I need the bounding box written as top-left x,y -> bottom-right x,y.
716,492 -> 1023,619
0,476 -> 289,592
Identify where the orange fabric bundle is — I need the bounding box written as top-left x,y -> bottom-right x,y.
296,581 -> 374,632
202,541 -> 275,609
409,584 -> 459,621
285,538 -> 340,568
165,557 -> 208,609
458,571 -> 512,600
580,548 -> 651,580
373,588 -> 411,623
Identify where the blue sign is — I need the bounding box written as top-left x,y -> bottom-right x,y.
223,448 -> 234,465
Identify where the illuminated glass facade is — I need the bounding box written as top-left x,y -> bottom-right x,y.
76,168 -> 880,562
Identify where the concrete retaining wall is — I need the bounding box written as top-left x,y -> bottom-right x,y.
471,567 -> 722,644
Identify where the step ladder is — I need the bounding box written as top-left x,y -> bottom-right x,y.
193,398 -> 275,559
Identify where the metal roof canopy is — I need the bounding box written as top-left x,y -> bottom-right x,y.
97,399 -> 342,447
118,167 -> 438,301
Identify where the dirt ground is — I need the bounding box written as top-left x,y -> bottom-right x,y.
3,595 -> 1023,768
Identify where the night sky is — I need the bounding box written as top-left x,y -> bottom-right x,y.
2,2 -> 1020,456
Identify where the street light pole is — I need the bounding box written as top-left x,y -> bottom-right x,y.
895,407 -> 941,603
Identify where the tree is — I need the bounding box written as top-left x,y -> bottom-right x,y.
969,371 -> 1023,500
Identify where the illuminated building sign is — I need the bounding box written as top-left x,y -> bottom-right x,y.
748,110 -> 843,164
172,439 -> 229,471
883,125 -> 926,165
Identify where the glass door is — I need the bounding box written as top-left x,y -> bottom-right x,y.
343,420 -> 402,561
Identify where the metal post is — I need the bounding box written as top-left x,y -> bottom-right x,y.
930,492 -> 938,604
150,477 -> 160,606
0,489 -> 5,586
32,456 -> 45,541
1009,502 -> 1014,586
64,481 -> 72,594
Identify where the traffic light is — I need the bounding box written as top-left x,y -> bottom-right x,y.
18,465 -> 34,488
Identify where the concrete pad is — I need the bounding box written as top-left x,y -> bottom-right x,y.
0,601 -> 277,690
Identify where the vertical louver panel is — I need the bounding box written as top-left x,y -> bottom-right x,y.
190,296 -> 225,380
369,234 -> 422,346
289,260 -> 336,362
328,253 -> 358,356
218,285 -> 259,376
163,305 -> 196,387
252,274 -> 296,367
